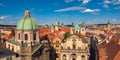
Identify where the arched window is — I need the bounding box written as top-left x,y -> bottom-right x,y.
70,54 -> 76,60
33,32 -> 36,40
62,54 -> 67,60
24,34 -> 28,40
81,55 -> 85,60
18,33 -> 20,40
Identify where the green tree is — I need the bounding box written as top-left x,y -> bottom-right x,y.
64,32 -> 70,39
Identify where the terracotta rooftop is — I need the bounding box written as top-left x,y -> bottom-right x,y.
99,41 -> 120,60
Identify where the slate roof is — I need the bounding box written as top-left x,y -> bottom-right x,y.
7,38 -> 21,46
0,45 -> 15,58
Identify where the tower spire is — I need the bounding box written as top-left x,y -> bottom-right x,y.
108,20 -> 110,24
82,21 -> 84,25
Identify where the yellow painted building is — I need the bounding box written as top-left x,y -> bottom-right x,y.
52,37 -> 62,60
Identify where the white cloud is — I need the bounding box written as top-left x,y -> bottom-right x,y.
0,16 -> 7,20
0,15 -> 18,24
83,9 -> 100,13
0,15 -> 12,20
54,6 -> 85,12
103,4 -> 109,8
112,0 -> 120,5
64,0 -> 74,3
102,0 -> 111,8
112,19 -> 117,21
104,0 -> 111,4
82,0 -> 91,4
0,3 -> 4,7
101,0 -> 120,9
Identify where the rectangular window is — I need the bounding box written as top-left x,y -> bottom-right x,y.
12,46 -> 14,51
18,33 -> 20,40
6,57 -> 12,60
8,44 -> 10,49
10,57 -> 12,60
56,45 -> 59,47
7,57 -> 9,60
33,32 -> 36,40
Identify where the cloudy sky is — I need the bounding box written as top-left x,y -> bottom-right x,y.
0,0 -> 120,25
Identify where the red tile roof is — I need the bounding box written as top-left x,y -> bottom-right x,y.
99,41 -> 120,60
3,34 -> 13,40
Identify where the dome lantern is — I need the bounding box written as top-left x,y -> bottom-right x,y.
24,9 -> 30,17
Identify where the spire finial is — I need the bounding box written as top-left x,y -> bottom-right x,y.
108,20 -> 110,24
82,21 -> 84,25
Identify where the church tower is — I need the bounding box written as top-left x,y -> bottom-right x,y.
16,10 -> 39,46
80,21 -> 86,36
6,10 -> 57,60
51,23 -> 55,32
55,20 -> 59,31
5,10 -> 40,60
107,20 -> 111,31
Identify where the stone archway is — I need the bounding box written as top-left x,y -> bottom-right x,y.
70,54 -> 77,60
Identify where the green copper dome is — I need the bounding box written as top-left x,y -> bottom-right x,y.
16,10 -> 38,30
72,24 -> 80,30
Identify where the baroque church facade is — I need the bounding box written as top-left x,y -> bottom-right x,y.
61,35 -> 90,60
